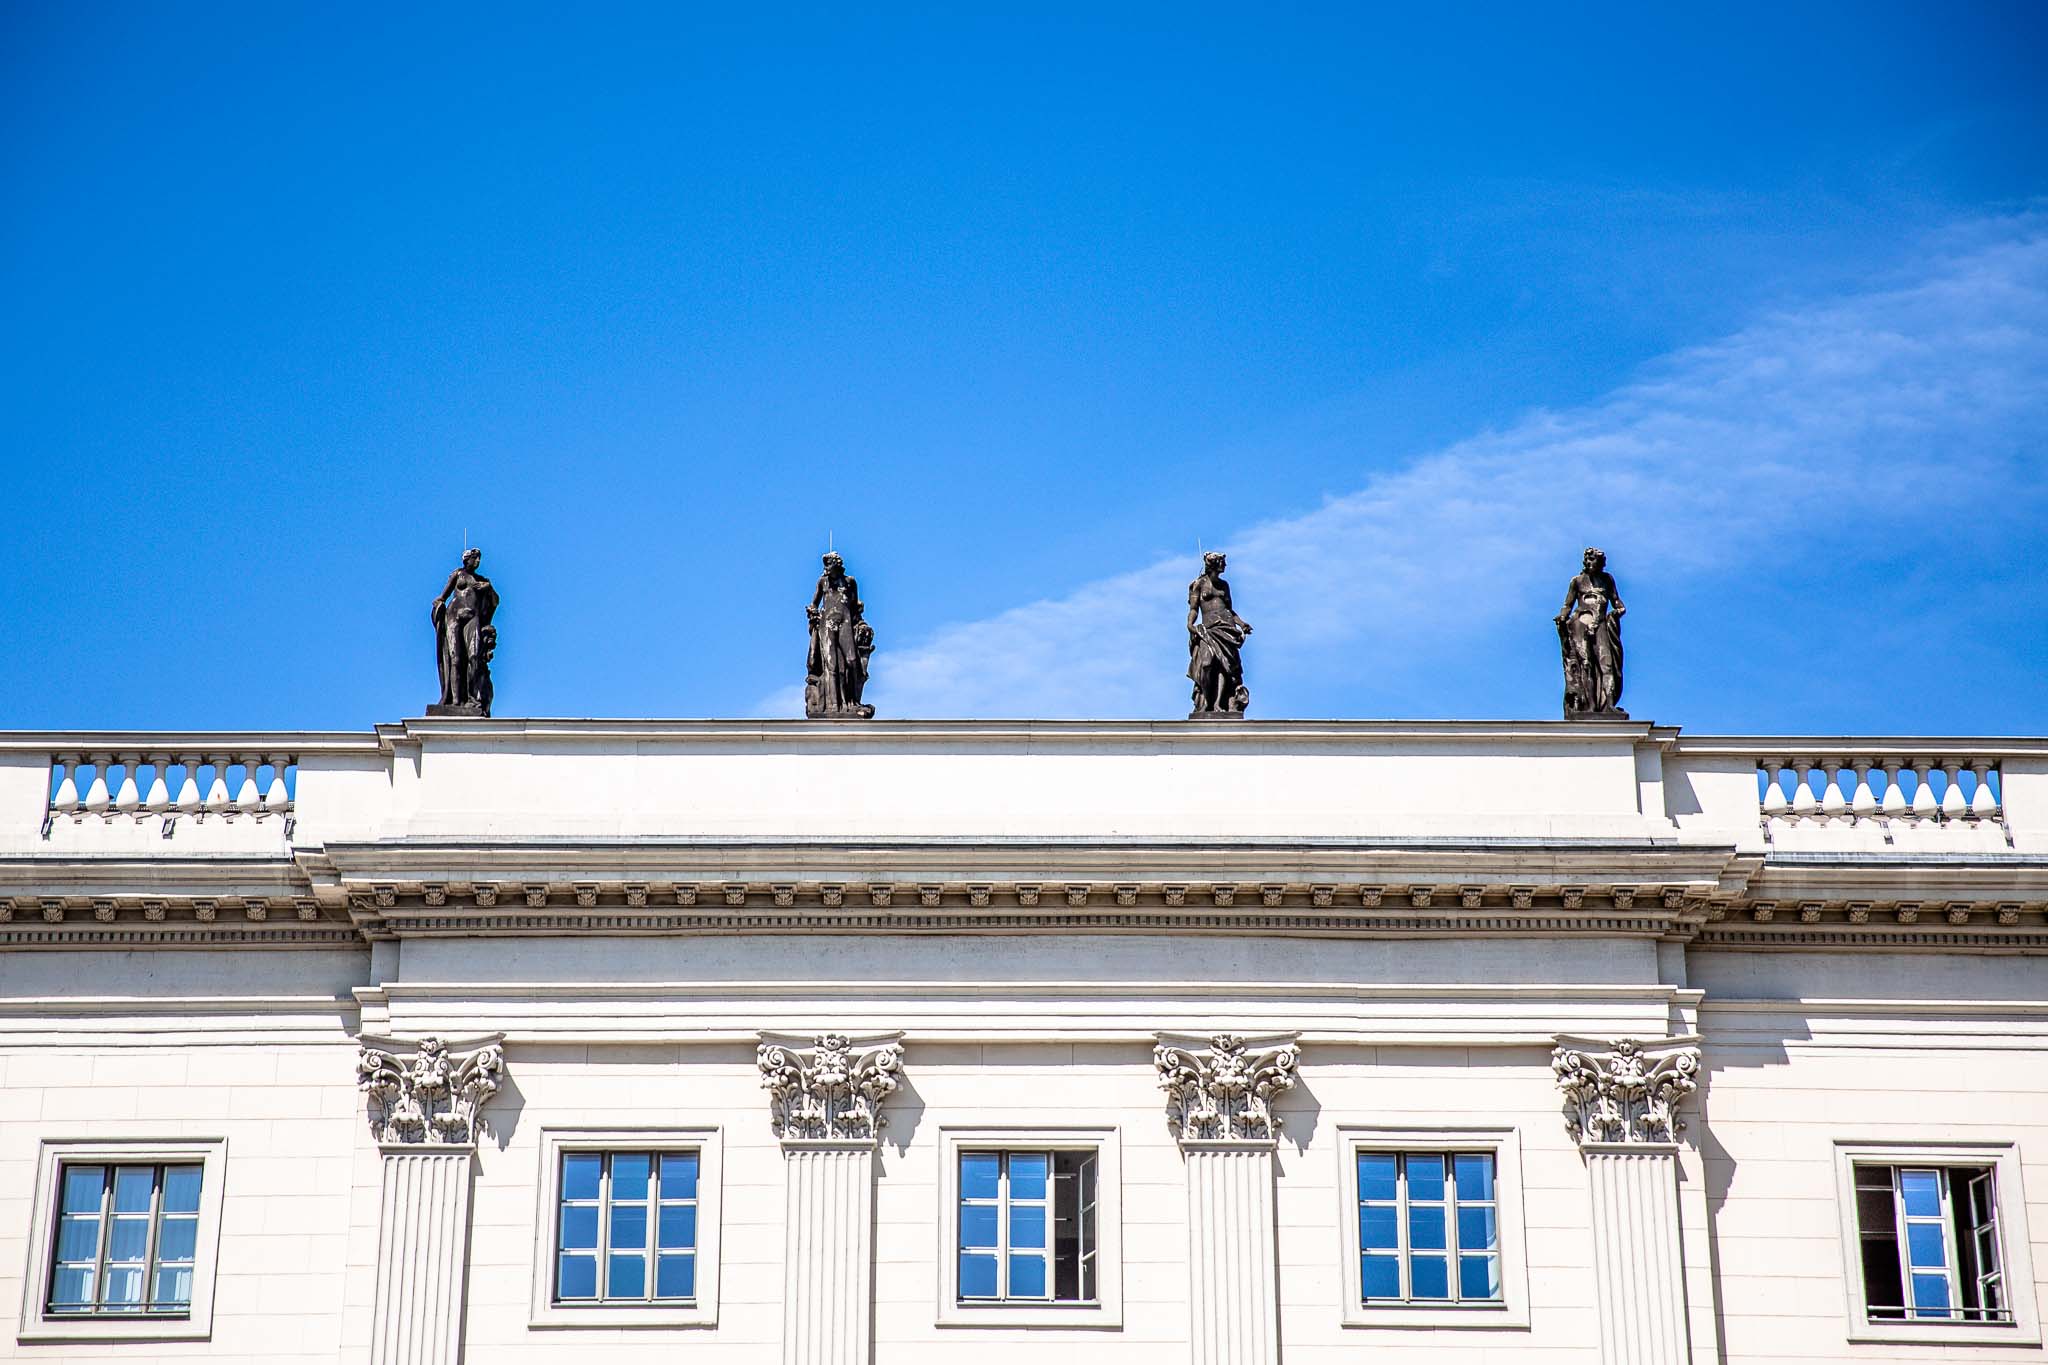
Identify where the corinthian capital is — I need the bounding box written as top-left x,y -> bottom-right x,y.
356,1034 -> 505,1146
1551,1036 -> 1701,1147
1154,1033 -> 1300,1142
757,1032 -> 905,1141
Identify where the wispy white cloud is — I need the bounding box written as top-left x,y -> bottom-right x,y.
765,217 -> 2048,718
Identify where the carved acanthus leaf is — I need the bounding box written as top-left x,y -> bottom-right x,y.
757,1033 -> 905,1141
1154,1033 -> 1300,1142
357,1035 -> 505,1145
1551,1037 -> 1700,1147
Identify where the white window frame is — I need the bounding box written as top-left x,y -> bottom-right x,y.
1337,1126 -> 1529,1329
529,1127 -> 722,1330
1832,1140 -> 2040,1346
936,1125 -> 1122,1329
18,1138 -> 228,1345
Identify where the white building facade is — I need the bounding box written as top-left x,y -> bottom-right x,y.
2,718 -> 2044,1363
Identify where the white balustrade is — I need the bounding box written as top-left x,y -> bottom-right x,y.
1753,752 -> 2002,829
44,753 -> 296,831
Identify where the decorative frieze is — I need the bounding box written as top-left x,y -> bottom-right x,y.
758,1033 -> 905,1141
356,1036 -> 506,1146
1154,1033 -> 1300,1143
1552,1037 -> 1701,1147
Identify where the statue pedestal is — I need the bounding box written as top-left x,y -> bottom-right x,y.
424,703 -> 487,718
1566,707 -> 1630,720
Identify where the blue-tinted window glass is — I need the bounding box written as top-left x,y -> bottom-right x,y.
656,1253 -> 695,1299
611,1154 -> 651,1203
557,1254 -> 597,1299
560,1205 -> 598,1250
157,1219 -> 198,1263
960,1204 -> 998,1247
658,1205 -> 697,1252
111,1168 -> 153,1213
1357,1154 -> 1398,1203
1009,1154 -> 1048,1201
1408,1204 -> 1447,1251
1453,1154 -> 1495,1201
56,1216 -> 99,1261
61,1167 -> 106,1214
1460,1254 -> 1501,1300
1361,1254 -> 1401,1299
162,1166 -> 203,1214
1360,1204 -> 1398,1250
1906,1221 -> 1947,1269
561,1154 -> 602,1202
608,1253 -> 646,1299
1407,1156 -> 1446,1202
1912,1272 -> 1953,1317
1410,1255 -> 1450,1299
1899,1169 -> 1941,1218
103,1267 -> 144,1308
154,1265 -> 194,1308
1010,1205 -> 1047,1250
108,1219 -> 148,1261
660,1153 -> 698,1200
961,1153 -> 1000,1201
1458,1205 -> 1498,1252
609,1204 -> 648,1252
959,1252 -> 999,1298
1009,1253 -> 1047,1298
50,1266 -> 95,1308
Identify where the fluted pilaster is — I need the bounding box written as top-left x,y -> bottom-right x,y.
1553,1036 -> 1702,1365
1157,1033 -> 1297,1365
760,1032 -> 904,1365
371,1147 -> 475,1365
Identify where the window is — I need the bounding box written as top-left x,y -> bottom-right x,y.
19,1139 -> 226,1344
1834,1142 -> 2040,1346
937,1126 -> 1122,1328
1357,1152 -> 1500,1305
1338,1127 -> 1528,1329
556,1151 -> 698,1304
957,1150 -> 1097,1304
530,1128 -> 722,1329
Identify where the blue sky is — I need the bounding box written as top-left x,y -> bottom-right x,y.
3,4 -> 2045,732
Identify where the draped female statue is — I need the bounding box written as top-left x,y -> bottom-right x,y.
429,547 -> 498,717
1555,546 -> 1627,718
1187,551 -> 1252,718
806,552 -> 875,719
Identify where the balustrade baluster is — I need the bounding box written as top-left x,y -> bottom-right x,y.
1909,760 -> 1938,818
112,756 -> 142,815
1880,759 -> 1906,817
1820,760 -> 1846,820
1759,761 -> 1787,817
1791,759 -> 1818,818
173,758 -> 201,813
1939,760 -> 1967,818
263,754 -> 290,812
1850,759 -> 1877,818
1970,760 -> 1999,818
235,756 -> 262,814
143,755 -> 171,814
50,756 -> 80,814
82,759 -> 111,815
203,756 -> 232,816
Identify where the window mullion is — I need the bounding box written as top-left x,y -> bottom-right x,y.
1395,1155 -> 1410,1303
141,1166 -> 164,1312
1889,1168 -> 1914,1316
1937,1169 -> 1962,1317
996,1155 -> 1010,1301
92,1168 -> 113,1311
596,1157 -> 612,1301
1445,1155 -> 1461,1305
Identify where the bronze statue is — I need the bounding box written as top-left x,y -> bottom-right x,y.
1556,546 -> 1626,718
806,552 -> 875,719
1187,551 -> 1252,718
429,547 -> 498,717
